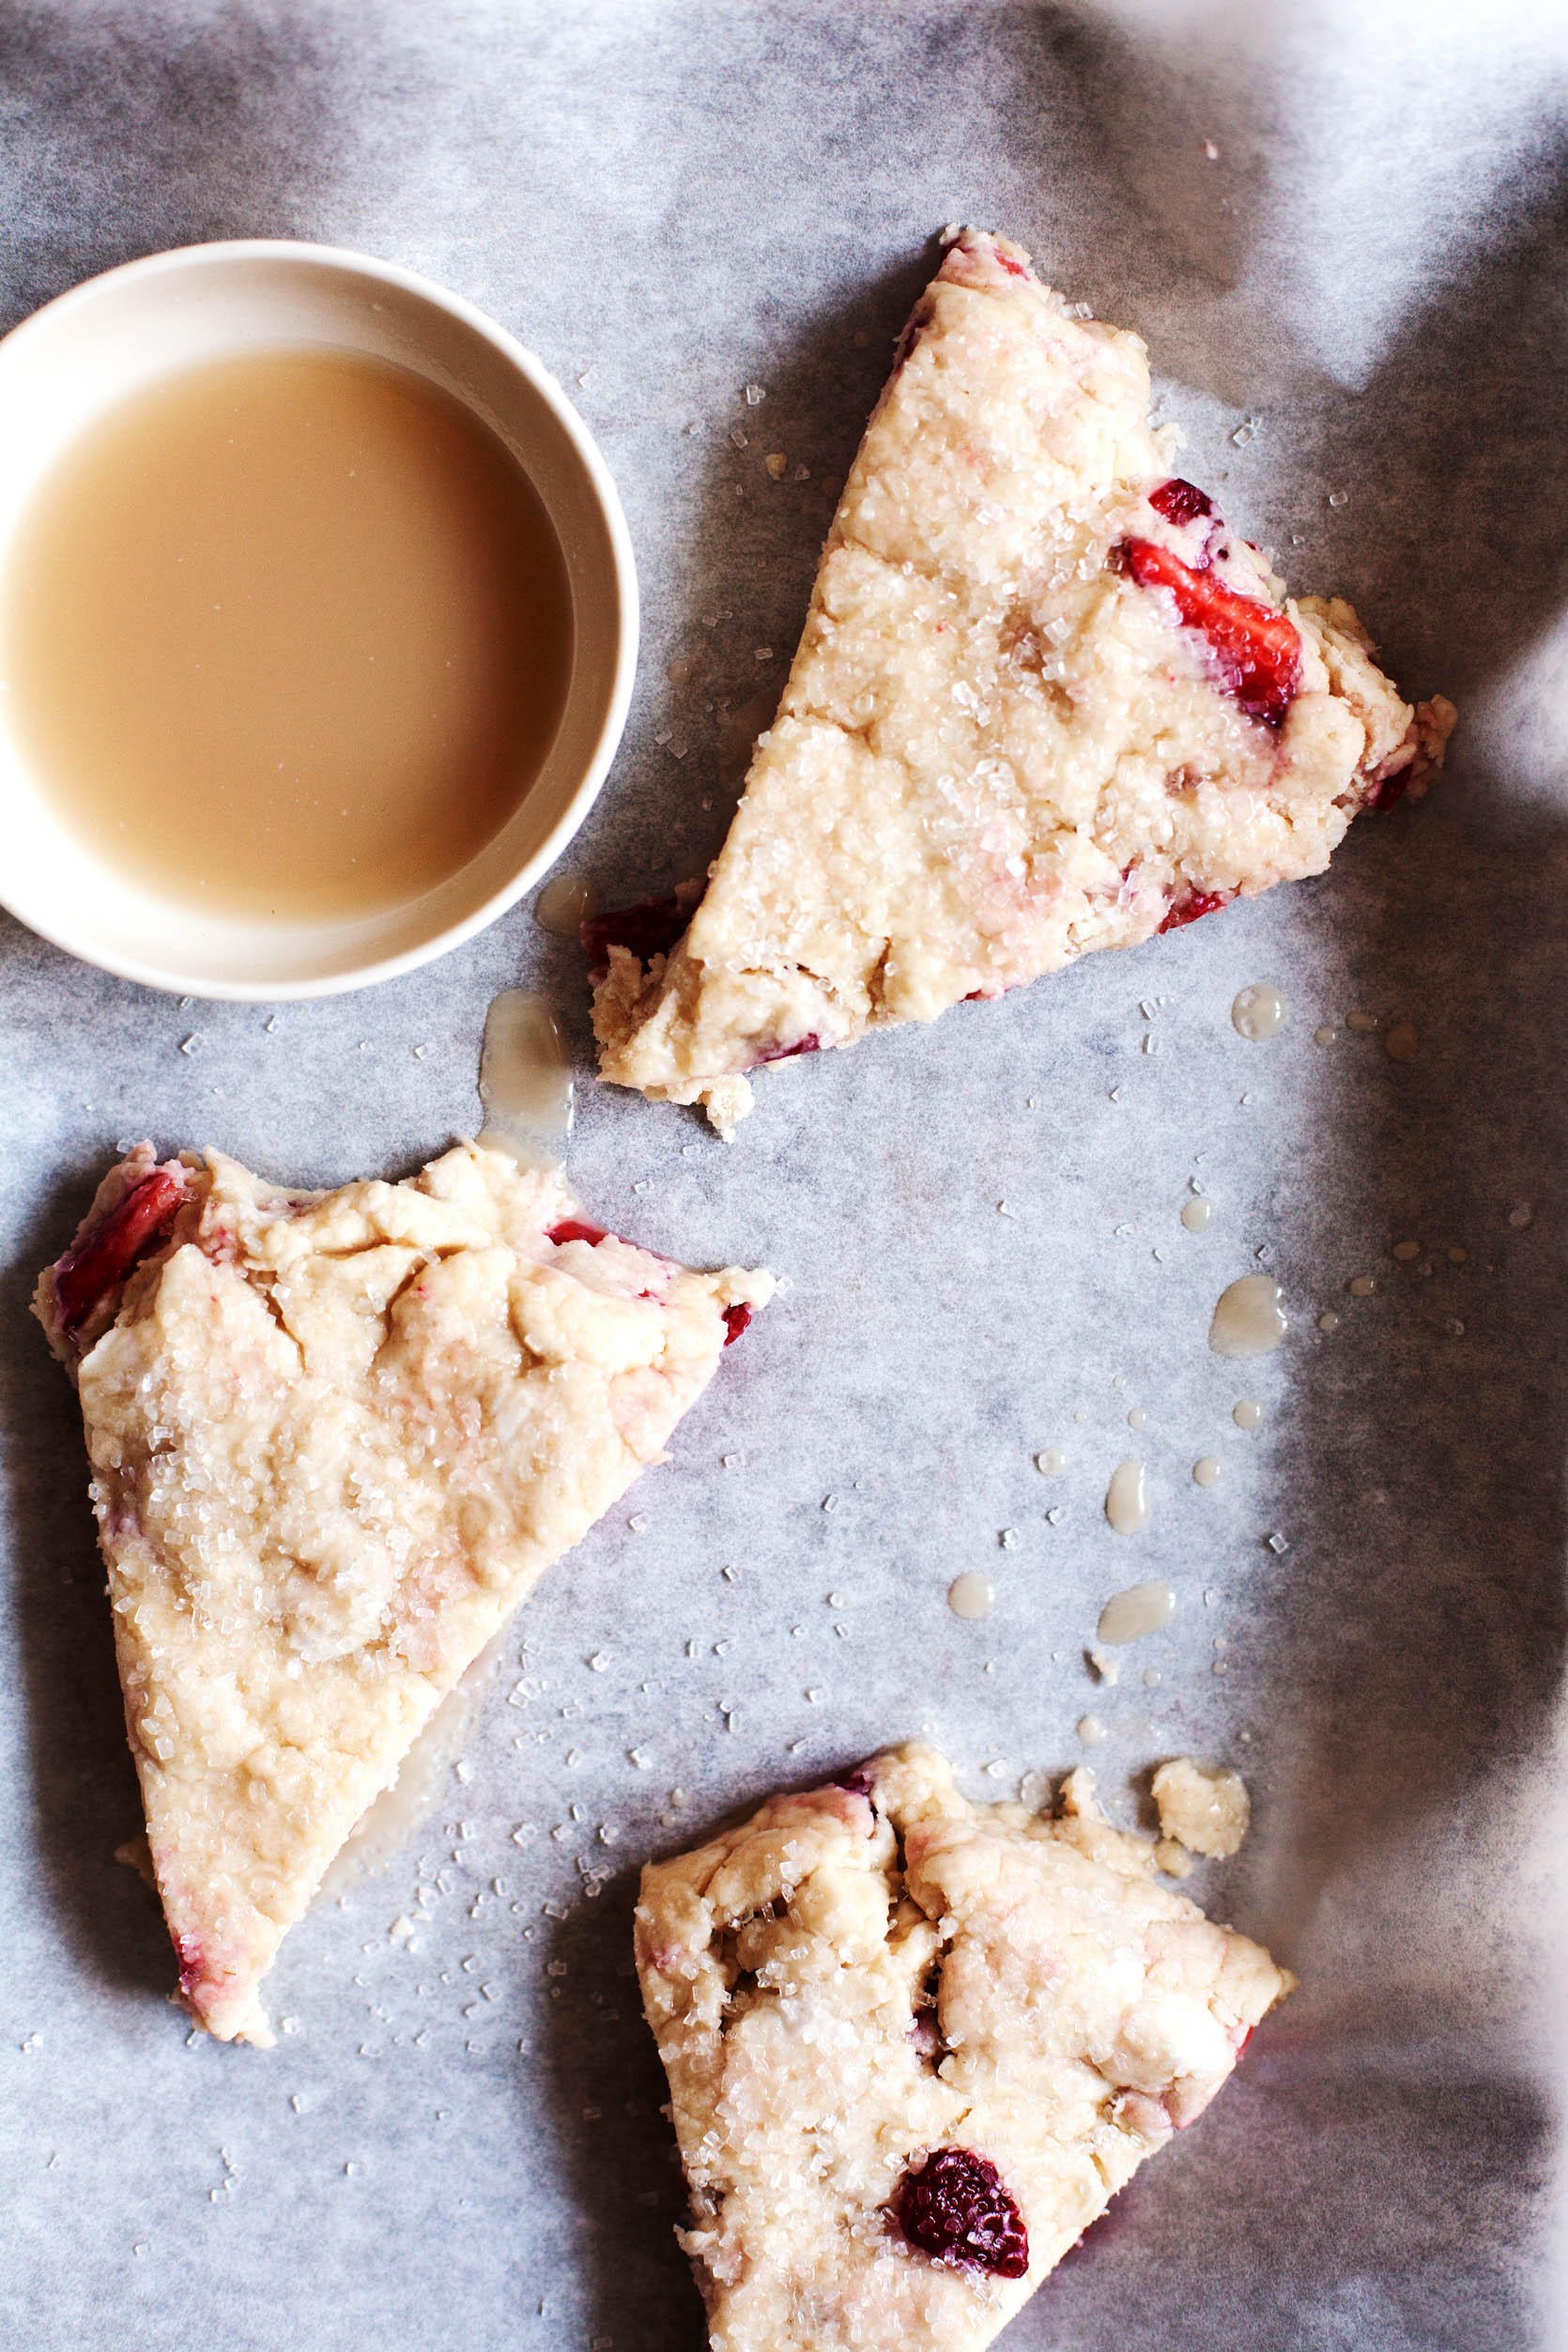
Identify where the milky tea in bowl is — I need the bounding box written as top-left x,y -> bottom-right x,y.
3,346 -> 572,924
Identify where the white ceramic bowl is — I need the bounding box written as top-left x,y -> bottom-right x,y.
0,240 -> 637,998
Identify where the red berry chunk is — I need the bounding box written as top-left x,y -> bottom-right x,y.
751,1032 -> 821,1067
546,1218 -> 609,1248
54,1168 -> 185,1334
1159,886 -> 1235,934
580,896 -> 691,972
891,2147 -> 1029,2279
1365,764 -> 1411,812
1121,537 -> 1301,724
1147,477 -> 1215,527
722,1303 -> 752,1345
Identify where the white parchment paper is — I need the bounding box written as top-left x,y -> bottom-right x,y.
2,5 -> 1565,2346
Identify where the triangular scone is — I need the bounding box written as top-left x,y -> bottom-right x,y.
592,227 -> 1454,1134
36,1141 -> 772,2043
635,1744 -> 1292,2352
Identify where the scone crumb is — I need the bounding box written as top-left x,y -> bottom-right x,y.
114,1835 -> 158,1891
1151,1756 -> 1251,1858
1153,1837 -> 1195,1879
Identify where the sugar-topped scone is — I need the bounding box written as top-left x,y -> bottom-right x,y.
635,1744 -> 1291,2352
592,227 -> 1454,1133
36,1141 -> 771,2043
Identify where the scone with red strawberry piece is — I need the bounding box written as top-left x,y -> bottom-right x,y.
36,1140 -> 771,2043
592,226 -> 1454,1135
634,1743 -> 1292,2351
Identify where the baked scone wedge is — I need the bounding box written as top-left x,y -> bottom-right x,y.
635,1744 -> 1291,2351
592,227 -> 1454,1133
36,1140 -> 771,2044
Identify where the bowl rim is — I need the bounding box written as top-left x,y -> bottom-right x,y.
0,237 -> 638,1001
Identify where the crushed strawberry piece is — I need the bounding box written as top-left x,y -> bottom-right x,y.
172,1929 -> 205,1995
722,1303 -> 752,1345
751,1032 -> 821,1067
1159,887 -> 1235,934
54,1168 -> 185,1334
1365,764 -> 1412,812
580,896 -> 691,971
890,2147 -> 1029,2279
994,251 -> 1029,281
1121,537 -> 1301,724
546,1217 -> 609,1248
1147,477 -> 1215,527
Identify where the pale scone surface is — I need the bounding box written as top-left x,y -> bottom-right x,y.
37,1140 -> 771,2041
636,1743 -> 1292,2351
594,228 -> 1452,1133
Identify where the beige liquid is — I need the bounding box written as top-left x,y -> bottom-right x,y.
947,1571 -> 996,1621
477,988 -> 574,1171
1097,1576 -> 1176,1644
534,871 -> 602,937
1231,981 -> 1285,1040
3,348 -> 571,921
1208,1274 -> 1288,1358
1104,1458 -> 1151,1535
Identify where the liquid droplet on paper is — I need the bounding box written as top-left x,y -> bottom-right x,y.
1076,1714 -> 1107,1745
1208,1275 -> 1287,1358
1347,1274 -> 1376,1298
1097,1576 -> 1176,1645
1192,1456 -> 1222,1486
1346,1009 -> 1377,1033
477,989 -> 574,1171
1126,1407 -> 1147,1431
534,871 -> 602,937
1181,1196 -> 1213,1233
1104,1459 -> 1150,1535
947,1571 -> 995,1621
1035,1446 -> 1068,1476
1385,1020 -> 1419,1062
1392,1239 -> 1421,1262
1233,1398 -> 1264,1430
1314,1024 -> 1337,1046
1317,1310 -> 1341,1331
1231,982 -> 1284,1041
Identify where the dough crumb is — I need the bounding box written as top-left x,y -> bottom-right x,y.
1151,1756 -> 1251,1858
1154,1837 -> 1195,1879
114,1835 -> 158,1891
